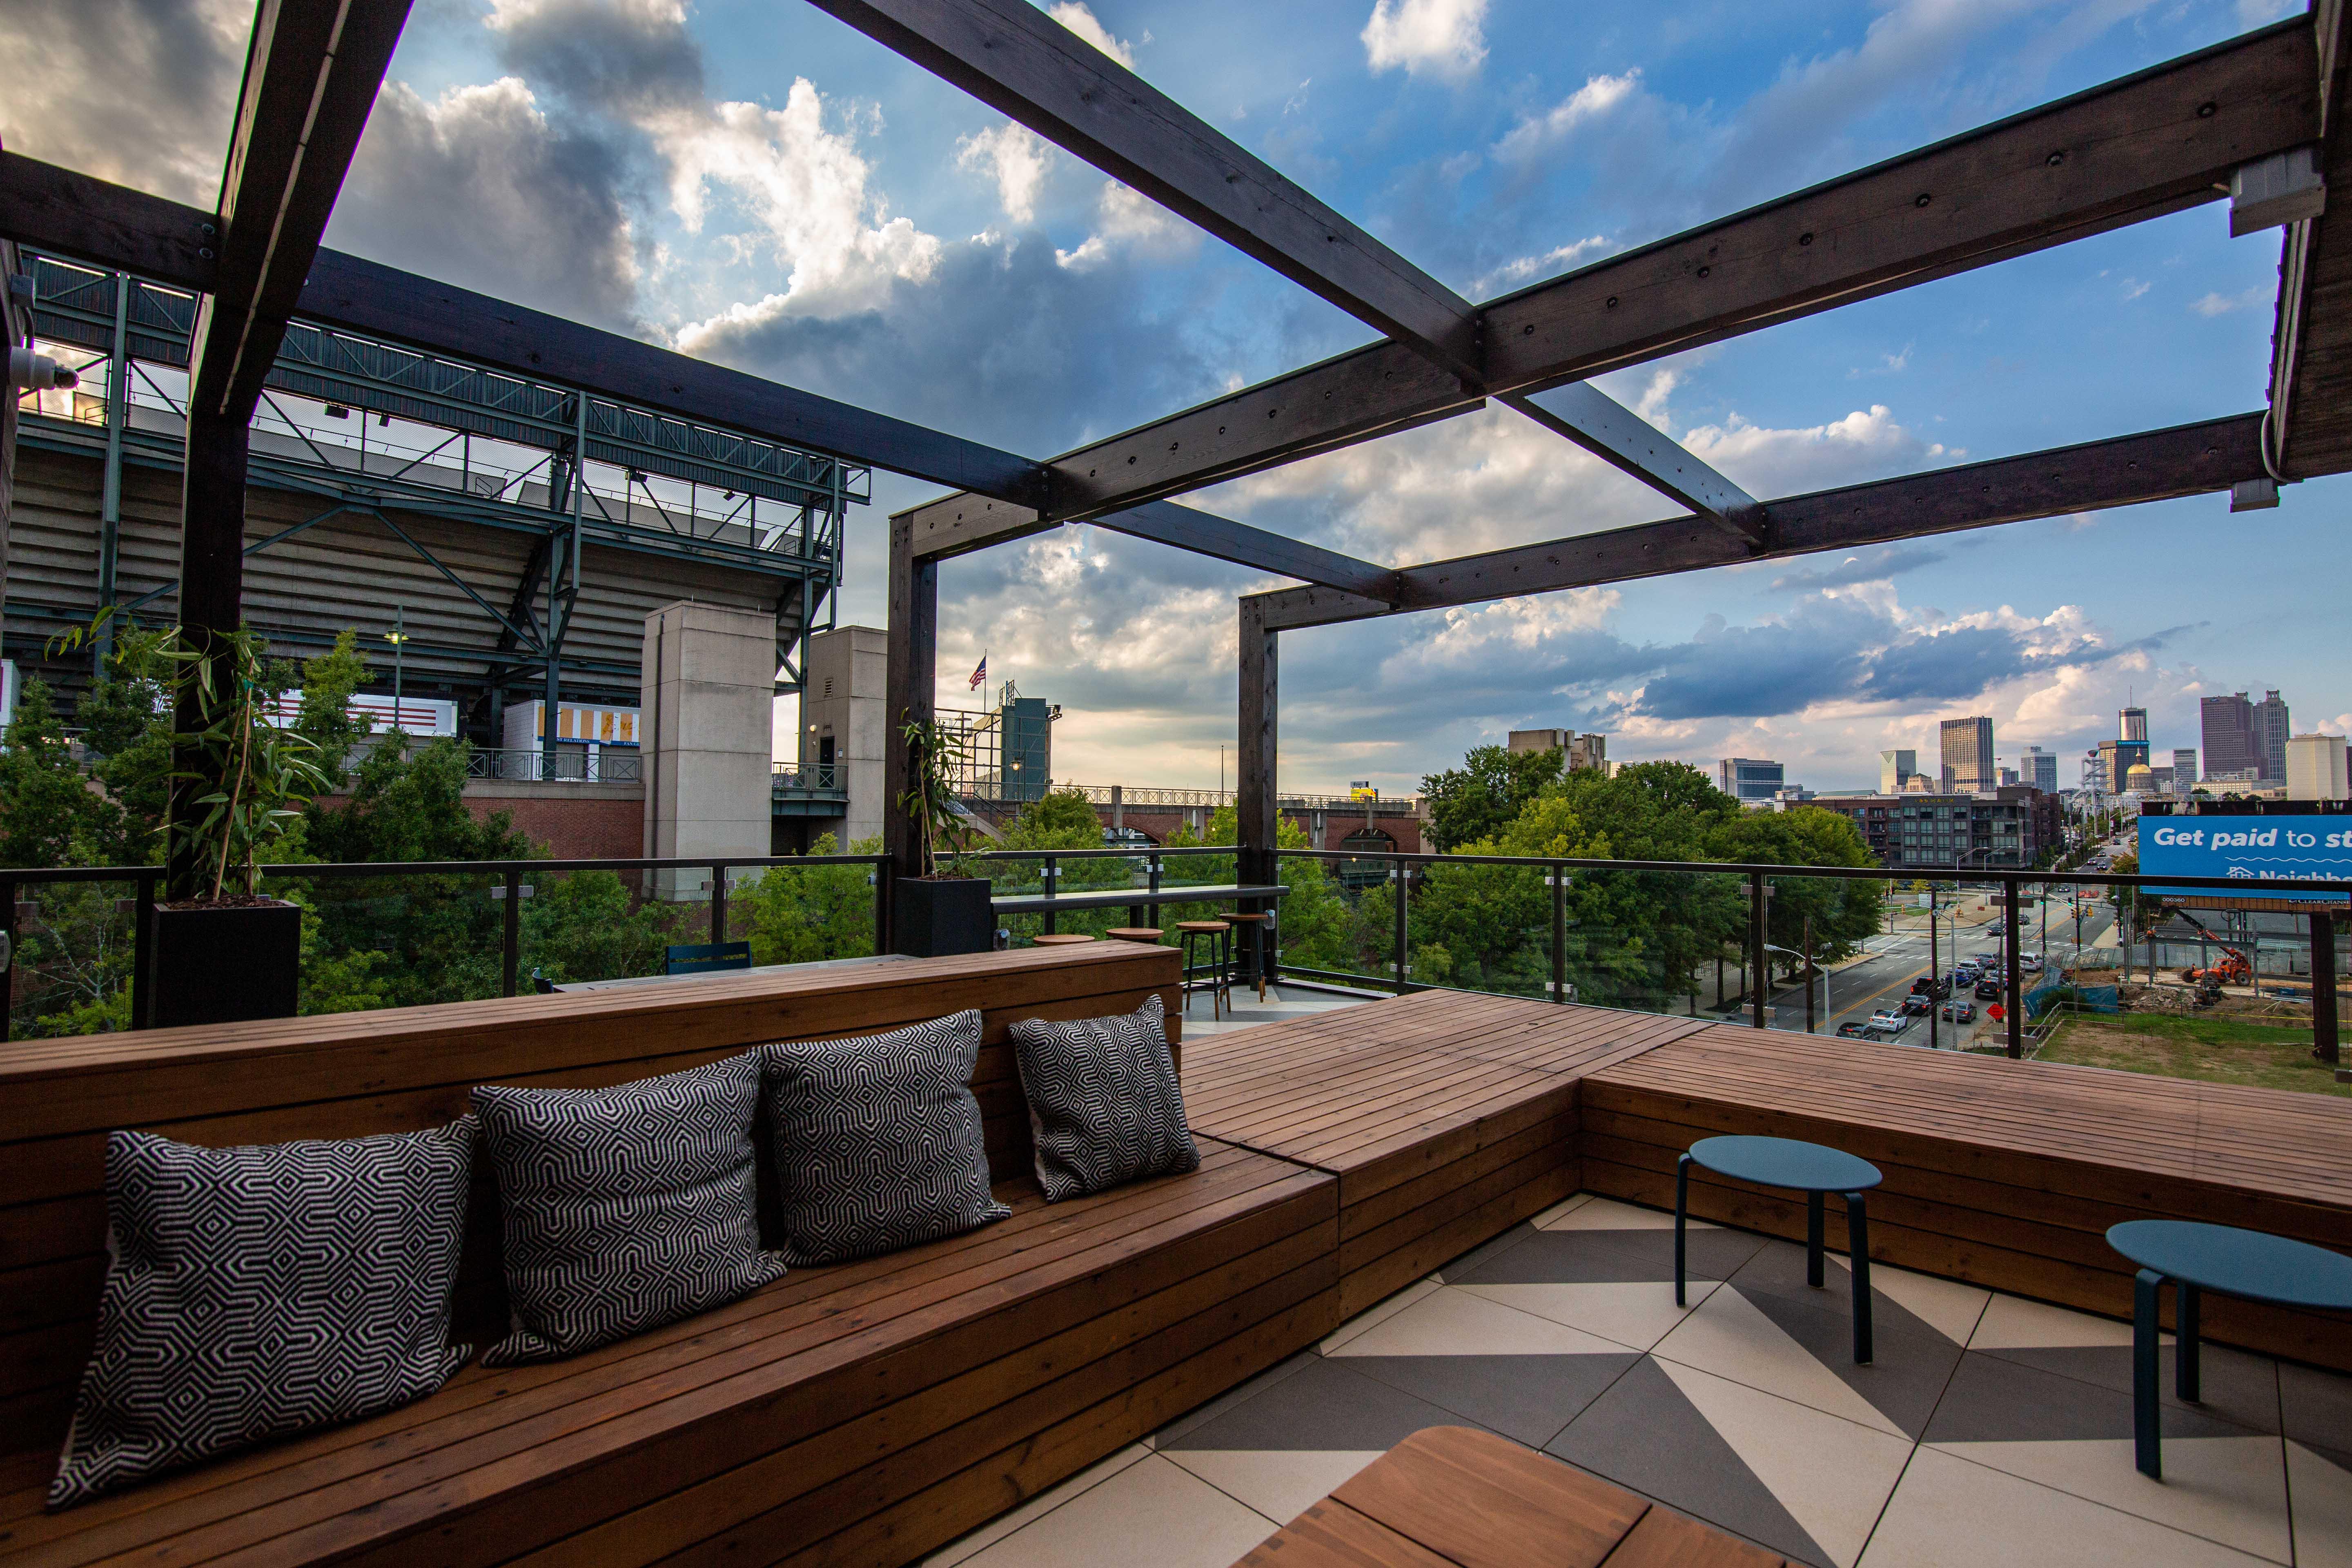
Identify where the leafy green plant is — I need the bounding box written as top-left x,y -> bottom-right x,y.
51,612 -> 329,901
897,713 -> 978,879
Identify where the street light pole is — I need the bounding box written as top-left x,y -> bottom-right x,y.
382,606 -> 410,740
1928,884 -> 1940,1051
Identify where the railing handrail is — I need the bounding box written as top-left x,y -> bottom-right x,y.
0,853 -> 886,885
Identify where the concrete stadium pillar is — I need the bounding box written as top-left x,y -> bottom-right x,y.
641,600 -> 775,900
799,625 -> 889,846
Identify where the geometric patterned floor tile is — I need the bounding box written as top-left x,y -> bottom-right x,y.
1979,1342 -> 2281,1435
946,1452 -> 1278,1568
1154,1447 -> 1388,1528
1318,1277 -> 1443,1355
1337,1350 -> 1640,1446
1821,1253 -> 1991,1345
1924,1436 -> 2291,1564
1728,1266 -> 1965,1439
1325,1285 -> 1632,1357
1653,1285 -> 1910,1438
2282,1361 -> 2352,1470
2287,1441 -> 2352,1568
1538,1194 -> 1719,1231
1156,1355 -> 1484,1454
1970,1292 -> 2145,1350
1456,1224 -> 1771,1285
1153,1351 -> 1321,1448
1656,1357 -> 1915,1568
1924,1352 -> 2261,1445
1548,1354 -> 1838,1567
1455,1278 -> 1717,1351
1860,1445 -> 2278,1568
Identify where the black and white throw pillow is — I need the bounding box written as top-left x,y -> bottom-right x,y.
474,1053 -> 784,1365
762,1009 -> 1009,1265
1012,995 -> 1199,1200
48,1120 -> 476,1510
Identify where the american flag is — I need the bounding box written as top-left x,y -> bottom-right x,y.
968,653 -> 987,690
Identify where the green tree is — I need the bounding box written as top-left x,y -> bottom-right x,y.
521,870 -> 690,984
742,833 -> 879,963
1420,744 -> 1566,852
0,679 -> 133,869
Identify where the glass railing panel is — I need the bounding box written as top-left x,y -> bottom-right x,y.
733,861 -> 879,965
1271,852 -> 1399,991
1399,859 -> 1548,1000
1560,865 -> 1744,1019
269,870 -> 503,1012
9,878 -> 140,1036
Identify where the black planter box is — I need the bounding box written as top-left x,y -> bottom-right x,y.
148,899 -> 301,1028
894,878 -> 995,957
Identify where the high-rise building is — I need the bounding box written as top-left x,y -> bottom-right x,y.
1718,757 -> 1785,803
1940,717 -> 1994,793
2097,737 -> 2151,793
2253,690 -> 2291,782
1998,766 -> 2020,787
2202,692 -> 2259,780
2287,733 -> 2349,801
1506,728 -> 1607,773
2019,745 -> 2059,794
2119,706 -> 2149,744
2172,747 -> 2198,788
1878,748 -> 1916,794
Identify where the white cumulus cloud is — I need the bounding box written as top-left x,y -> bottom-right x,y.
1361,0 -> 1490,83
1494,70 -> 1644,161
957,121 -> 1053,224
1046,2 -> 1138,68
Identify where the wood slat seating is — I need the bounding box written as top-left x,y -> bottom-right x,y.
1182,991 -> 1708,1316
1583,1023 -> 2352,1371
0,944 -> 1342,1568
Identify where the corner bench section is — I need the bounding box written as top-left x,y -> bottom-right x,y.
1584,1023 -> 2352,1372
1183,992 -> 1706,1316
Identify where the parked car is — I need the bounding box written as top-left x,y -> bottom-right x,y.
2020,953 -> 2044,972
1942,1000 -> 1976,1023
1836,1021 -> 1871,1039
1953,964 -> 1980,984
1911,976 -> 1952,1000
1869,1010 -> 1909,1033
1975,980 -> 2003,1000
1900,995 -> 1931,1016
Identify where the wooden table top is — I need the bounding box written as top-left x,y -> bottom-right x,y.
1232,1425 -> 1786,1568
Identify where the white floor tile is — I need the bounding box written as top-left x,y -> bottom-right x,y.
1158,1448 -> 1388,1526
1860,1447 -> 2275,1568
1658,1359 -> 1914,1568
1540,1196 -> 1715,1231
1325,1285 -> 1632,1357
1457,1279 -> 1716,1352
1970,1294 -> 2146,1351
1318,1278 -> 1442,1355
1653,1285 -> 1907,1438
952,1453 -> 1278,1568
922,1445 -> 1154,1567
1928,1438 -> 2290,1565
2287,1441 -> 2352,1568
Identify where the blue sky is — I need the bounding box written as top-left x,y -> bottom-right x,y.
7,0 -> 2343,794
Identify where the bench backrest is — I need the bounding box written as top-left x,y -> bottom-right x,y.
0,943 -> 1179,1455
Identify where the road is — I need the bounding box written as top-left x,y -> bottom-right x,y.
1753,894 -> 2116,1049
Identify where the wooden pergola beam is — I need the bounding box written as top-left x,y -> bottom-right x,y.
895,492 -> 1401,601
1248,413 -> 2264,631
987,19 -> 2320,526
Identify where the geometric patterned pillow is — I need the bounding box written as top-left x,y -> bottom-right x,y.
473,1053 -> 785,1365
762,1009 -> 1011,1266
47,1120 -> 477,1510
1011,994 -> 1199,1200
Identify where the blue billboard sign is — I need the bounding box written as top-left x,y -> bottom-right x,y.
2138,816 -> 2352,902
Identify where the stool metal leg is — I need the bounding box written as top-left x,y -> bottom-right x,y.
2177,1282 -> 2201,1403
2134,1269 -> 2164,1479
1846,1192 -> 1873,1365
1674,1154 -> 1692,1306
1806,1191 -> 1826,1287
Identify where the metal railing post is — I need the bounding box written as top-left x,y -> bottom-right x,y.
872,860 -> 890,956
0,879 -> 15,1042
2314,910 -> 2340,1066
131,871 -> 156,1030
1392,855 -> 1409,995
710,864 -> 728,946
1147,854 -> 1163,929
1551,864 -> 1568,1005
1749,871 -> 1769,1029
1042,855 -> 1058,935
502,868 -> 522,996
2005,873 -> 2025,1058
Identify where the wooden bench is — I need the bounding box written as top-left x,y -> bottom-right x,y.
1183,991 -> 1704,1316
0,945 -> 1343,1567
1234,1425 -> 1784,1567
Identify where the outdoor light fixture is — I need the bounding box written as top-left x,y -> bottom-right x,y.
323,403 -> 350,418
377,412 -> 390,426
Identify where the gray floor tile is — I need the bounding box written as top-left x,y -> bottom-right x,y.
1450,1225 -> 1770,1286
1978,1341 -> 2280,1436
1923,1350 -> 2262,1445
1340,1351 -> 1640,1448
2281,1359 -> 2352,1469
1436,1221 -> 1539,1281
1731,1262 -> 1966,1439
1547,1355 -> 1835,1568
1153,1350 -> 1320,1448
1157,1355 -> 1486,1454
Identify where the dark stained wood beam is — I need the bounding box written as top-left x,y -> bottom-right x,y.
2265,0 -> 2352,479
883,510 -> 936,895
0,152 -> 1047,501
805,0 -> 1483,382
1503,384 -> 1763,543
1236,596 -> 1278,893
896,491 -> 1401,601
987,19 -> 2321,524
1250,414 -> 2265,631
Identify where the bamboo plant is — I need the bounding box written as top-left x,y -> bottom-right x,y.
896,713 -> 976,880
51,613 -> 330,902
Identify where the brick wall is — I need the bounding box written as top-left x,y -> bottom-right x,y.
310,781 -> 646,861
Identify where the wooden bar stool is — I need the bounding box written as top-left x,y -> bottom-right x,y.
1104,927 -> 1163,944
1029,933 -> 1096,946
1225,911 -> 1273,1001
1175,920 -> 1232,1019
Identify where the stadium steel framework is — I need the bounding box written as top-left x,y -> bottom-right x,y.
4,0 -> 2352,908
